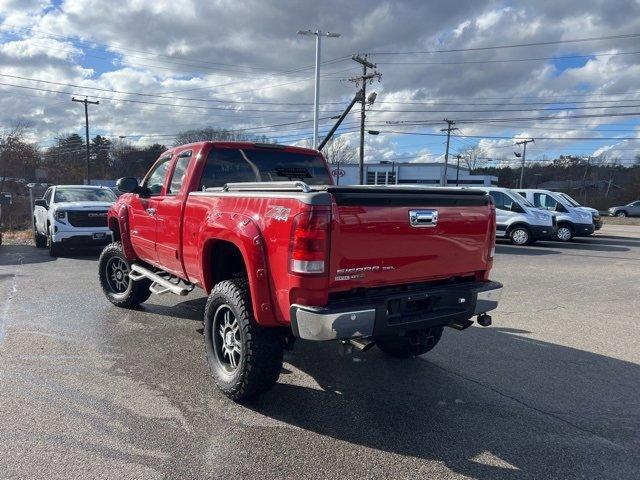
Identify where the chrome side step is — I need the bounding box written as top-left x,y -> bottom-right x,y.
129,264 -> 190,296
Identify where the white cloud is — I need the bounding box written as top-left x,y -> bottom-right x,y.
0,0 -> 638,165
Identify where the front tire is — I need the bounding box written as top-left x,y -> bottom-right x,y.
509,226 -> 531,245
556,224 -> 574,242
204,279 -> 283,401
616,211 -> 627,218
98,242 -> 152,308
34,220 -> 47,248
376,327 -> 444,359
48,225 -> 62,257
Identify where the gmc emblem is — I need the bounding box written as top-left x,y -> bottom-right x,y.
88,212 -> 107,218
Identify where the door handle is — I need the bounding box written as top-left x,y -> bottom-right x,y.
146,208 -> 156,216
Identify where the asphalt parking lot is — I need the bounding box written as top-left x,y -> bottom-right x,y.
1,225 -> 639,480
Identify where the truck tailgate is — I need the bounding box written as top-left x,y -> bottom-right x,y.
328,187 -> 493,291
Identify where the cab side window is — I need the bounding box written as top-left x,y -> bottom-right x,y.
533,193 -> 557,210
143,156 -> 172,196
489,191 -> 513,210
167,155 -> 192,195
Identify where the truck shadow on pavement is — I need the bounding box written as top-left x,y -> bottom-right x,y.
0,244 -> 57,266
249,327 -> 639,479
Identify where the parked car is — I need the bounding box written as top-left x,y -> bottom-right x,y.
476,187 -> 556,245
555,192 -> 602,230
33,185 -> 117,256
608,200 -> 640,217
99,141 -> 502,400
516,189 -> 595,241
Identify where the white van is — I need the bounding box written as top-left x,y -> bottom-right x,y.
477,187 -> 556,245
516,189 -> 595,241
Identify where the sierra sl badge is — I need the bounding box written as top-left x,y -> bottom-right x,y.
335,265 -> 395,281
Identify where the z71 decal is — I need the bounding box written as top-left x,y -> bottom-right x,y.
266,206 -> 291,221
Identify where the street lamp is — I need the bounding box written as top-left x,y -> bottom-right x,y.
297,29 -> 341,149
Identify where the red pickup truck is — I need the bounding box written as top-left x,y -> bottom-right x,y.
99,141 -> 502,400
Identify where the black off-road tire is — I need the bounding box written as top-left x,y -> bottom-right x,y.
376,327 -> 444,359
204,279 -> 283,401
98,242 -> 152,308
34,220 -> 47,248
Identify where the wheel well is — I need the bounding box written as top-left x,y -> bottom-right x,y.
108,218 -> 121,241
506,223 -> 530,235
557,221 -> 574,231
210,240 -> 247,286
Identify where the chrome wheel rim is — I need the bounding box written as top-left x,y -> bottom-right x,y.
105,257 -> 130,294
213,305 -> 241,373
616,212 -> 626,217
512,229 -> 528,245
557,227 -> 571,241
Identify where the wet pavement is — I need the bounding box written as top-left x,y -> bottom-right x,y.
1,225 -> 639,479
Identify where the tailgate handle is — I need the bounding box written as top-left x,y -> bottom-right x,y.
409,209 -> 438,228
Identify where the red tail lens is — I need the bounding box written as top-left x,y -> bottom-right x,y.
289,208 -> 331,274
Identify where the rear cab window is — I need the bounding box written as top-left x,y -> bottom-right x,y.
199,147 -> 330,190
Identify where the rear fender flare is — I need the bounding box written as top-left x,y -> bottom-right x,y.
198,212 -> 278,327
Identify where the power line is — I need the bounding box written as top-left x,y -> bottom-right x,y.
375,50 -> 640,65
369,32 -> 640,55
375,130 -> 640,141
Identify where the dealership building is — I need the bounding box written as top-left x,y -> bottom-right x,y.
332,162 -> 498,187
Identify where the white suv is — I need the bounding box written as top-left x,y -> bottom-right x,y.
33,185 -> 116,256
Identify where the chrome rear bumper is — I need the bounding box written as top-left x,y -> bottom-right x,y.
291,281 -> 503,341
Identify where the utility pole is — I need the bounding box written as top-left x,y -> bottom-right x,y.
515,138 -> 534,188
441,119 -> 458,186
72,97 -> 99,185
455,154 -> 462,186
350,54 -> 380,185
297,29 -> 341,148
581,156 -> 591,202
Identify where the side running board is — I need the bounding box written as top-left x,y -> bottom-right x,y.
129,264 -> 191,296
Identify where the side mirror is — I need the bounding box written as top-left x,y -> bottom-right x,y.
34,198 -> 48,209
510,202 -> 525,213
116,177 -> 140,194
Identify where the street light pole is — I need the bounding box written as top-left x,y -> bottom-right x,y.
297,29 -> 341,148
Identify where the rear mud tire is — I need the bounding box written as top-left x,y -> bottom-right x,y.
204,279 -> 283,401
376,327 -> 444,359
98,242 -> 152,308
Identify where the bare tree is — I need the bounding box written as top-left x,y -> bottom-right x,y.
174,127 -> 268,146
322,136 -> 357,165
460,145 -> 489,172
0,122 -> 39,191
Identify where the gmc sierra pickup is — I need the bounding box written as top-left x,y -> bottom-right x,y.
99,141 -> 502,400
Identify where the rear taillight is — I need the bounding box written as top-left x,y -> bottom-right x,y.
289,208 -> 330,275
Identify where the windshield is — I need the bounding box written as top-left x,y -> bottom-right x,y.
200,147 -> 330,189
511,191 -> 534,207
559,193 -> 581,207
54,188 -> 117,203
